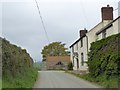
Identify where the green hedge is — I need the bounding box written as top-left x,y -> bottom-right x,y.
2,38 -> 34,77
88,33 -> 120,79
2,68 -> 38,88
1,38 -> 38,88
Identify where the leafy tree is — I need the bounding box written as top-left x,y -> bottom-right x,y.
41,42 -> 70,61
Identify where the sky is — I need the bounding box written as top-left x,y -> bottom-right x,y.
0,0 -> 119,62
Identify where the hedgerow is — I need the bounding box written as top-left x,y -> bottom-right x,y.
1,38 -> 38,88
88,33 -> 120,79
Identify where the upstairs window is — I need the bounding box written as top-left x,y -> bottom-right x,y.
102,30 -> 106,39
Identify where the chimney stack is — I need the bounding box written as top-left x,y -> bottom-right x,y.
101,5 -> 113,21
79,28 -> 87,38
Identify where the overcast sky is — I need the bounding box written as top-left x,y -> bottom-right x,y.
1,0 -> 119,62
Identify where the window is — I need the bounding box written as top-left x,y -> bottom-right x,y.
102,30 -> 106,39
81,53 -> 84,66
81,39 -> 83,47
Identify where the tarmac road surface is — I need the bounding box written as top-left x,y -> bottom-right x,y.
33,71 -> 100,88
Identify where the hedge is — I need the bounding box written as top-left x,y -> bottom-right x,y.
88,33 -> 120,79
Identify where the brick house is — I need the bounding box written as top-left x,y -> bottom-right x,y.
46,56 -> 70,70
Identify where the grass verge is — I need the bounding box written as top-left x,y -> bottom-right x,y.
0,79 -> 2,89
2,68 -> 38,88
66,71 -> 119,88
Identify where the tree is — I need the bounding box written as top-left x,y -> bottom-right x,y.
41,42 -> 70,61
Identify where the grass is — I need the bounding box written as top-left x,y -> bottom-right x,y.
66,71 -> 119,88
2,68 -> 38,89
0,79 -> 2,89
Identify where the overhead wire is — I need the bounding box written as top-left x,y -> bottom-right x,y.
35,0 -> 50,43
79,0 -> 90,30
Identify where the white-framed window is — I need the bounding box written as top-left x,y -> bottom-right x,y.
102,30 -> 106,39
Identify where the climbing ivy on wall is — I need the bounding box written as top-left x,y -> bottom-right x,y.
88,33 -> 120,79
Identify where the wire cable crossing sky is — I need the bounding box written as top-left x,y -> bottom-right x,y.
2,0 -> 119,62
35,0 -> 50,43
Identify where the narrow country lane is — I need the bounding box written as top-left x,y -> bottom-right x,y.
33,71 -> 100,88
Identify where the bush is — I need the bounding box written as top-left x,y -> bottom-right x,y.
68,62 -> 73,70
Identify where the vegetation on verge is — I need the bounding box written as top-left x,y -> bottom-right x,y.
67,62 -> 73,70
2,68 -> 38,88
2,38 -> 38,88
66,71 -> 118,88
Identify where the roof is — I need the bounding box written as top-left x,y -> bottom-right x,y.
69,16 -> 120,48
69,19 -> 104,48
96,16 -> 120,35
69,35 -> 86,48
87,21 -> 103,33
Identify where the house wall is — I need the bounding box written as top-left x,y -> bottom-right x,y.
70,36 -> 88,71
97,34 -> 102,40
73,55 -> 78,70
70,47 -> 73,64
97,18 -> 120,40
86,20 -> 112,51
70,43 -> 79,70
46,56 -> 70,70
78,36 -> 88,71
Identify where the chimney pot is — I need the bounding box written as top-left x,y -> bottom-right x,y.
107,5 -> 110,7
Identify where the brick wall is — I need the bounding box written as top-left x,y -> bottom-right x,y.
46,56 -> 70,70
